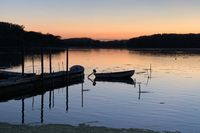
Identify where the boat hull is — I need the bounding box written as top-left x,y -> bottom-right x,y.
94,70 -> 135,79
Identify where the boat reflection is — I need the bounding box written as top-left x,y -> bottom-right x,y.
95,78 -> 135,85
88,77 -> 136,86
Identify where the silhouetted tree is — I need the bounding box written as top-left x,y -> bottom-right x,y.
0,22 -> 62,47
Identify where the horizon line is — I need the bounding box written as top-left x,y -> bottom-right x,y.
62,32 -> 200,41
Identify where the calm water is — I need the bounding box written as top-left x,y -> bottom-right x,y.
1,49 -> 200,133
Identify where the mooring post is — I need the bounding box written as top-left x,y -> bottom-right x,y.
66,48 -> 69,111
66,48 -> 69,76
150,64 -> 152,79
49,49 -> 52,110
150,64 -> 152,71
21,46 -> 25,76
41,48 -> 44,80
32,55 -> 35,74
49,49 -> 52,74
52,71 -> 55,108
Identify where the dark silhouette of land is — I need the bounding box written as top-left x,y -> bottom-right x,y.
64,34 -> 200,49
127,34 -> 200,48
63,38 -> 126,48
0,22 -> 63,47
1,21 -> 200,49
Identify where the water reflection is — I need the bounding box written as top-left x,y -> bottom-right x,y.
0,48 -> 63,70
21,98 -> 24,124
88,77 -> 136,86
41,94 -> 44,123
95,78 -> 136,86
1,49 -> 200,133
6,80 -> 84,124
66,85 -> 69,111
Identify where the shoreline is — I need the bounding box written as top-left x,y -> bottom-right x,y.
0,123 -> 180,133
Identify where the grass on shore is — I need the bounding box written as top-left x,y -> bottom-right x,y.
0,123 -> 181,133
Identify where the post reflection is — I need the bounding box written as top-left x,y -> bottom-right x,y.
66,85 -> 69,112
41,94 -> 44,123
11,74 -> 152,124
138,83 -> 141,100
21,98 -> 24,124
49,91 -> 52,109
5,69 -> 152,125
81,83 -> 83,108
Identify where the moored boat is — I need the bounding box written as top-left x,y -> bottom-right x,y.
93,69 -> 135,79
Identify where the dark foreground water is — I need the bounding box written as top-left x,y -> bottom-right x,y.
1,49 -> 200,133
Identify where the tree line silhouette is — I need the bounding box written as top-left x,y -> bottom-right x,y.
64,34 -> 200,49
1,22 -> 200,49
0,22 -> 62,47
127,34 -> 200,48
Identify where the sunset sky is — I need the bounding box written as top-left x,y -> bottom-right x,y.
1,0 -> 200,39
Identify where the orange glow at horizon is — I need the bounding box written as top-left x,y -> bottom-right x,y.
1,0 -> 200,40
24,25 -> 200,40
21,18 -> 200,40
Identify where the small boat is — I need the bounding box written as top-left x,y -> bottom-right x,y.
93,69 -> 135,79
70,65 -> 84,74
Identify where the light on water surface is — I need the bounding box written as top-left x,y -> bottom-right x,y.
1,49 -> 200,133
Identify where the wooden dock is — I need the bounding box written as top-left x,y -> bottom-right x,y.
0,48 -> 86,102
0,71 -> 84,102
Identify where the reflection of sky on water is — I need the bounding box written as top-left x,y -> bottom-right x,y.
1,49 -> 200,133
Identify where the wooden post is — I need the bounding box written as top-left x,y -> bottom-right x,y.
66,48 -> 69,74
65,48 -> 69,111
49,49 -> 54,109
150,64 -> 152,79
21,46 -> 25,76
49,49 -> 52,74
32,55 -> 35,74
41,48 -> 44,79
52,71 -> 55,108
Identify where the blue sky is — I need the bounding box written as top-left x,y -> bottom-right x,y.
1,0 -> 200,39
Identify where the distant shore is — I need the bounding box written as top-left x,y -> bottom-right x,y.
0,123 -> 180,133
63,34 -> 200,49
1,22 -> 200,49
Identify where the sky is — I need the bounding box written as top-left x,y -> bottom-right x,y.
1,0 -> 200,39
